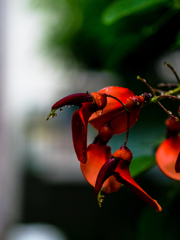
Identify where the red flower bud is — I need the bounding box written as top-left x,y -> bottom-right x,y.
91,92 -> 107,110
126,95 -> 144,111
113,146 -> 133,163
165,116 -> 180,132
98,124 -> 113,142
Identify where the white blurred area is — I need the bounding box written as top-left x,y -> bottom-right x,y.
4,223 -> 67,240
156,50 -> 180,82
0,0 -> 119,238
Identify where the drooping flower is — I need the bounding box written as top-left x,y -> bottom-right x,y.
82,134 -> 162,212
47,87 -> 145,163
156,116 -> 180,180
47,92 -> 107,163
80,124 -> 121,194
47,87 -> 162,211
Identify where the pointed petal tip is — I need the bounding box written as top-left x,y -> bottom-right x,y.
78,155 -> 87,164
94,157 -> 120,195
52,93 -> 93,110
154,200 -> 162,212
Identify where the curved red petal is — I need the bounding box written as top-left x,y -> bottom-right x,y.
72,102 -> 96,163
156,136 -> 180,180
94,157 -> 120,195
80,138 -> 121,193
89,86 -> 140,134
52,93 -> 93,110
109,109 -> 141,134
115,160 -> 162,212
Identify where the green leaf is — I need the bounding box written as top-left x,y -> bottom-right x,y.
130,155 -> 156,178
102,0 -> 168,25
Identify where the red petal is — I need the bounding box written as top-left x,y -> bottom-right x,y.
80,137 -> 121,193
94,157 -> 120,195
89,86 -> 140,134
115,160 -> 162,212
72,102 -> 96,163
175,152 -> 180,173
156,136 -> 180,180
52,93 -> 93,110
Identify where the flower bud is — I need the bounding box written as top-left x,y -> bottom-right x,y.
165,116 -> 180,132
113,146 -> 133,162
126,95 -> 144,111
99,124 -> 113,142
91,92 -> 107,110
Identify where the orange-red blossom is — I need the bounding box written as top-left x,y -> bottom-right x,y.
156,116 -> 180,180
47,86 -> 161,211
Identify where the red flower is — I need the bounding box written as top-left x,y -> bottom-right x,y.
81,133 -> 162,212
47,87 -> 161,211
156,117 -> 180,180
80,125 -> 121,194
47,92 -> 107,163
47,87 -> 144,163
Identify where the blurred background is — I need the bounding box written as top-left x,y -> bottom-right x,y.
1,0 -> 180,239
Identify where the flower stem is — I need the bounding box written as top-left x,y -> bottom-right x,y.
123,112 -> 130,147
150,85 -> 180,104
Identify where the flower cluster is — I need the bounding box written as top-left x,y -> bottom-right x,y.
46,63 -> 180,212
47,86 -> 161,212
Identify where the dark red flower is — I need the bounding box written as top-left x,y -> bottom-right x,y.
80,124 -> 121,194
156,116 -> 180,180
47,87 -> 161,211
81,133 -> 162,211
47,92 -> 107,163
47,87 -> 144,163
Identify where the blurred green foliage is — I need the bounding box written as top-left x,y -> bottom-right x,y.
30,0 -> 180,84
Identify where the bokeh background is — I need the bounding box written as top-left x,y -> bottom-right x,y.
1,0 -> 180,239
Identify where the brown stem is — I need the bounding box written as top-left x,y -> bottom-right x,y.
108,110 -> 126,124
157,95 -> 180,101
164,62 -> 180,83
157,83 -> 178,88
106,94 -> 128,111
157,101 -> 179,121
153,88 -> 166,94
123,112 -> 130,147
137,76 -> 156,97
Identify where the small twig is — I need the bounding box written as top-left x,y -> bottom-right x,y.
157,95 -> 180,101
106,94 -> 128,111
123,112 -> 130,147
137,76 -> 156,97
153,88 -> 166,94
157,101 -> 179,121
157,83 -> 178,88
164,62 -> 180,83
